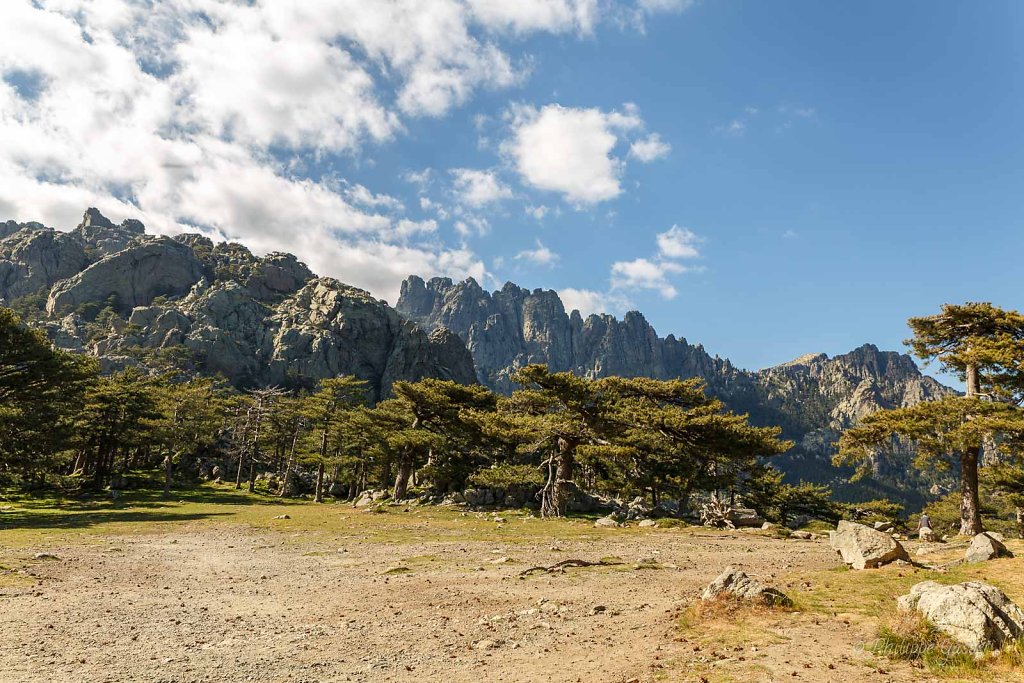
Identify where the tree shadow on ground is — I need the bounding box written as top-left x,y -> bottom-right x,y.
0,508 -> 233,531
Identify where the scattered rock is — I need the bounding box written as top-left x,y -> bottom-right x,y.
473,639 -> 502,650
898,580 -> 1024,652
761,522 -> 777,531
593,517 -> 620,528
965,532 -> 1012,563
638,519 -> 658,528
273,514 -> 290,520
918,526 -> 937,542
490,556 -> 511,564
873,521 -> 895,533
790,530 -> 814,540
830,520 -> 909,569
33,553 -> 59,561
701,566 -> 793,607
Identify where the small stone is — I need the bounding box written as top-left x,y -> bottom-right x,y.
273,514 -> 290,520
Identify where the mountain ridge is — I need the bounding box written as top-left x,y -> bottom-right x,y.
396,274 -> 956,504
1,209 -> 956,504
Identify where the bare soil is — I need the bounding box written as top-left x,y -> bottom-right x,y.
0,506 -> 1000,682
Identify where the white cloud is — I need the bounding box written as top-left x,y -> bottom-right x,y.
611,257 -> 685,299
467,0 -> 599,34
506,103 -> 655,205
656,225 -> 701,259
451,168 -> 514,207
454,215 -> 490,238
715,119 -> 747,137
0,1 -> 686,302
605,224 -> 703,300
558,287 -> 630,316
526,204 -> 549,220
515,239 -> 559,267
629,132 -> 671,162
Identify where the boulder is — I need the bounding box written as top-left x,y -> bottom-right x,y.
965,532 -> 1012,563
918,526 -> 937,542
701,566 -> 792,607
898,580 -> 1024,652
593,517 -> 620,528
830,520 -> 909,569
638,519 -> 658,528
726,507 -> 765,528
873,521 -> 895,533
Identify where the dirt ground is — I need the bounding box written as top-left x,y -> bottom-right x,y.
0,500 -> 1013,683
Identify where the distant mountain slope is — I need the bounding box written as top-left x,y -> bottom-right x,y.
397,275 -> 957,505
0,209 -> 958,505
0,210 -> 476,401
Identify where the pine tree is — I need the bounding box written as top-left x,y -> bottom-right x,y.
302,377 -> 368,502
839,303 -> 1024,535
0,308 -> 96,484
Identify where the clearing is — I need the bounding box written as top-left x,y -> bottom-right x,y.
2,486 -> 1023,683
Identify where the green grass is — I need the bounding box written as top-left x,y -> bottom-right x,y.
0,482 -> 698,549
793,540 -> 1024,619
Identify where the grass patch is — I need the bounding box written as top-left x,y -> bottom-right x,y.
678,595 -> 792,649
869,611 -> 980,674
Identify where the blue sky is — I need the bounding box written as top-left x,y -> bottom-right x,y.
2,1 -> 1022,376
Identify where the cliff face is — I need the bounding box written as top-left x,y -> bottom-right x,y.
1,210 -> 477,401
397,275 -> 957,503
397,275 -> 742,394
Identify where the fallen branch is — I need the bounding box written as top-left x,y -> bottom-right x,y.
517,558 -> 624,578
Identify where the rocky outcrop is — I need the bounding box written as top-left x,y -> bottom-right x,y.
74,207 -> 147,256
47,237 -> 205,315
830,520 -> 909,569
898,581 -> 1024,651
0,208 -> 476,400
0,227 -> 89,301
965,532 -> 1012,563
701,566 -> 793,607
397,275 -> 741,394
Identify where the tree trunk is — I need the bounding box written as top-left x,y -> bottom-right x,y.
248,457 -> 257,494
278,426 -> 300,498
393,451 -> 414,501
314,461 -> 325,503
958,363 -> 984,535
965,362 -> 980,398
235,450 -> 245,489
541,438 -> 575,518
163,454 -> 173,496
959,449 -> 983,535
1016,506 -> 1024,539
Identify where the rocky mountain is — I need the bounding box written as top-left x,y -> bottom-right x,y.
1,208 -> 957,504
397,275 -> 956,504
1,210 -> 476,401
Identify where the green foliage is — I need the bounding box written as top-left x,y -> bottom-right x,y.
0,308 -> 97,484
467,464 -> 544,489
907,302 -> 1024,402
741,465 -> 840,525
841,498 -> 905,525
